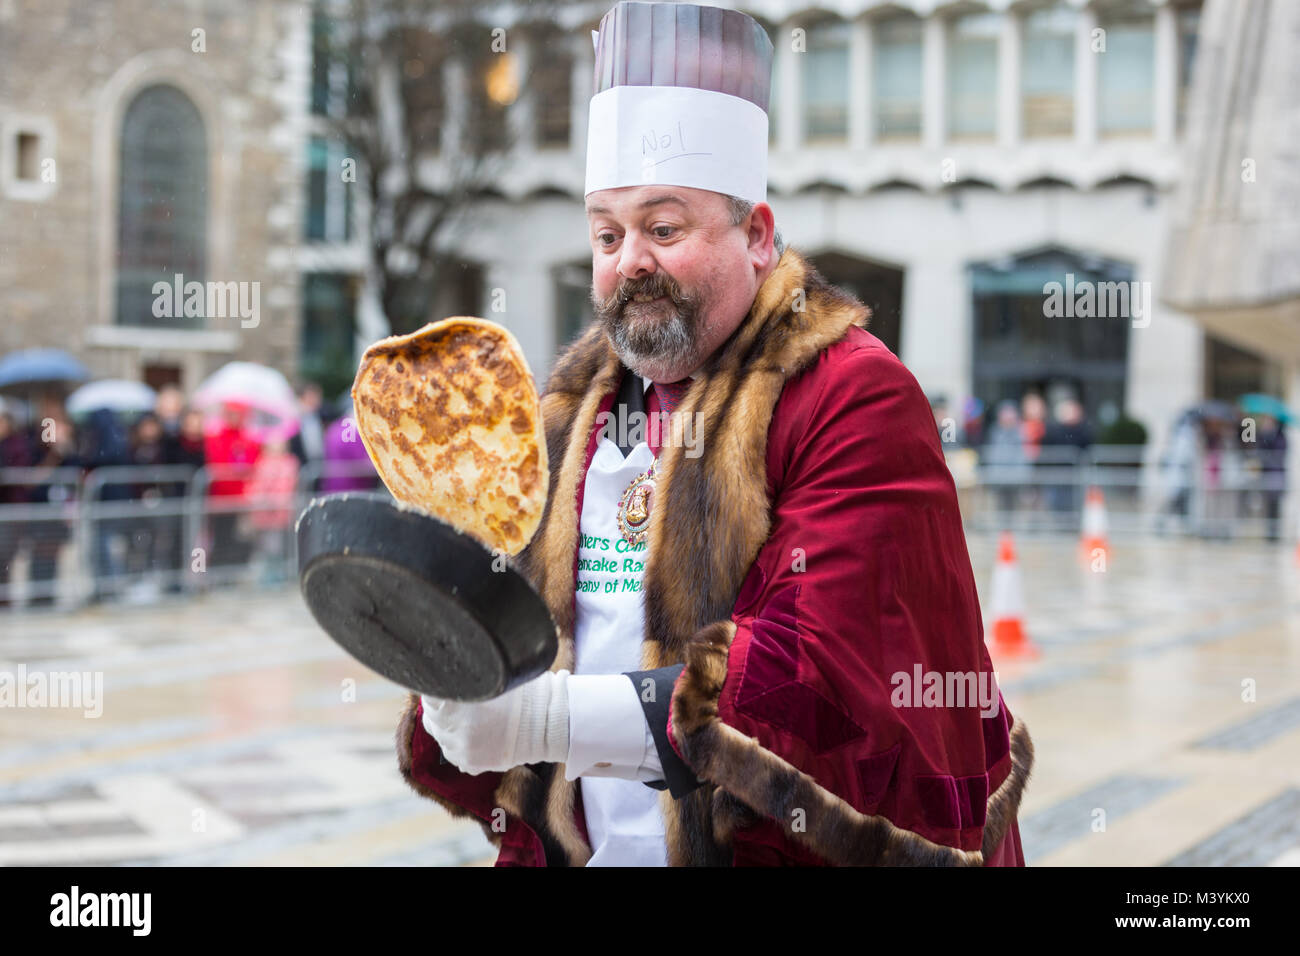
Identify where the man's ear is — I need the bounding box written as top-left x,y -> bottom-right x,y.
746,203 -> 777,272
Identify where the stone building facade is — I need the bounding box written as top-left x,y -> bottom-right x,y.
303,0 -> 1221,457
0,0 -> 309,390
9,0 -> 1287,468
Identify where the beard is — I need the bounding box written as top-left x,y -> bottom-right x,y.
591,270 -> 706,376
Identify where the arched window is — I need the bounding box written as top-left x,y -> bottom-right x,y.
116,85 -> 208,328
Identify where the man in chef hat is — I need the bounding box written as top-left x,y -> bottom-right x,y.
401,1 -> 1033,868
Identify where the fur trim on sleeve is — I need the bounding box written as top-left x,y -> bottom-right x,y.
395,692 -> 504,848
668,621 -> 1034,866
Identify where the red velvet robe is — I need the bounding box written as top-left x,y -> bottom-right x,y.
399,251 -> 1029,866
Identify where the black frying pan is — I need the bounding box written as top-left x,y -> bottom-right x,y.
296,494 -> 558,701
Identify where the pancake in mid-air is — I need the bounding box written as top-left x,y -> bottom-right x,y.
351,317 -> 547,556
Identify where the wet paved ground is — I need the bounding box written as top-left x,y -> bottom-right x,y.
1,532 -> 1297,866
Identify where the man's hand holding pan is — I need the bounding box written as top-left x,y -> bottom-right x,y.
419,670 -> 571,774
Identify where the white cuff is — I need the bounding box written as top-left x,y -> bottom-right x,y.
565,674 -> 654,781
639,718 -> 663,780
516,669 -> 571,765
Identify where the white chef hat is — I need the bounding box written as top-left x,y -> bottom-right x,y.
585,1 -> 774,204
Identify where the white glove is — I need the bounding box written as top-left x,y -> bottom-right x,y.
420,669 -> 571,775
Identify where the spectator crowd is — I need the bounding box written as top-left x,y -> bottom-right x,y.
933,389 -> 1291,540
0,382 -> 377,609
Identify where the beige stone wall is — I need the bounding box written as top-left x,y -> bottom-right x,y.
0,0 -> 309,390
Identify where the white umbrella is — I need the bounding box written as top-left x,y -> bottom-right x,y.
66,379 -> 157,416
193,362 -> 295,412
192,361 -> 299,441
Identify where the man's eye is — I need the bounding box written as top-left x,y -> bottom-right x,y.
597,233 -> 617,246
652,226 -> 675,239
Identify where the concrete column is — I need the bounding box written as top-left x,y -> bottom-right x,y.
1075,7 -> 1098,145
485,259 -> 555,378
1125,299 -> 1202,470
509,34 -> 535,150
1286,363 -> 1300,421
776,20 -> 801,151
922,14 -> 946,150
1287,362 -> 1300,506
849,16 -> 872,151
1153,2 -> 1178,144
571,33 -> 592,157
324,140 -> 346,240
899,257 -> 970,406
998,11 -> 1021,148
443,58 -> 466,156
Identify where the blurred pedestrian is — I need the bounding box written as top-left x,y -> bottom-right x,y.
983,400 -> 1027,523
155,384 -> 185,439
82,406 -> 131,600
1254,414 -> 1287,541
166,407 -> 208,471
1019,392 -> 1048,516
26,401 -> 80,606
1200,417 -> 1240,539
0,410 -> 33,608
1043,397 -> 1093,525
204,400 -> 261,573
246,436 -> 298,585
127,412 -> 171,580
161,407 -> 207,590
1020,392 -> 1047,463
1158,410 -> 1201,533
962,396 -> 986,448
930,394 -> 963,446
289,382 -> 326,466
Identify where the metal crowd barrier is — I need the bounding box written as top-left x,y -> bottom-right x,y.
0,466 -> 84,608
0,445 -> 1294,611
953,444 -> 1294,539
0,460 -> 382,610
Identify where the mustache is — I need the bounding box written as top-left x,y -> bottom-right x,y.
592,271 -> 695,315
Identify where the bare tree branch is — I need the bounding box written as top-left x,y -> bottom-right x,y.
319,0 -> 570,335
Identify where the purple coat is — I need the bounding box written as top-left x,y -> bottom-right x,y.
320,417 -> 376,493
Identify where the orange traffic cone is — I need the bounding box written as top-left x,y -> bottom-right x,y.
1080,485 -> 1110,564
988,532 -> 1038,659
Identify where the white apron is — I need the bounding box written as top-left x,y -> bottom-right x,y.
573,435 -> 667,866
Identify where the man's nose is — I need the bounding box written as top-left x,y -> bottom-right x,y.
616,231 -> 657,281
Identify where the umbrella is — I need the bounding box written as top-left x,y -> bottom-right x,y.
192,361 -> 299,442
0,348 -> 91,391
1237,393 -> 1295,425
66,379 -> 157,416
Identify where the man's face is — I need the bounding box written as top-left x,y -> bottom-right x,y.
585,185 -> 775,383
